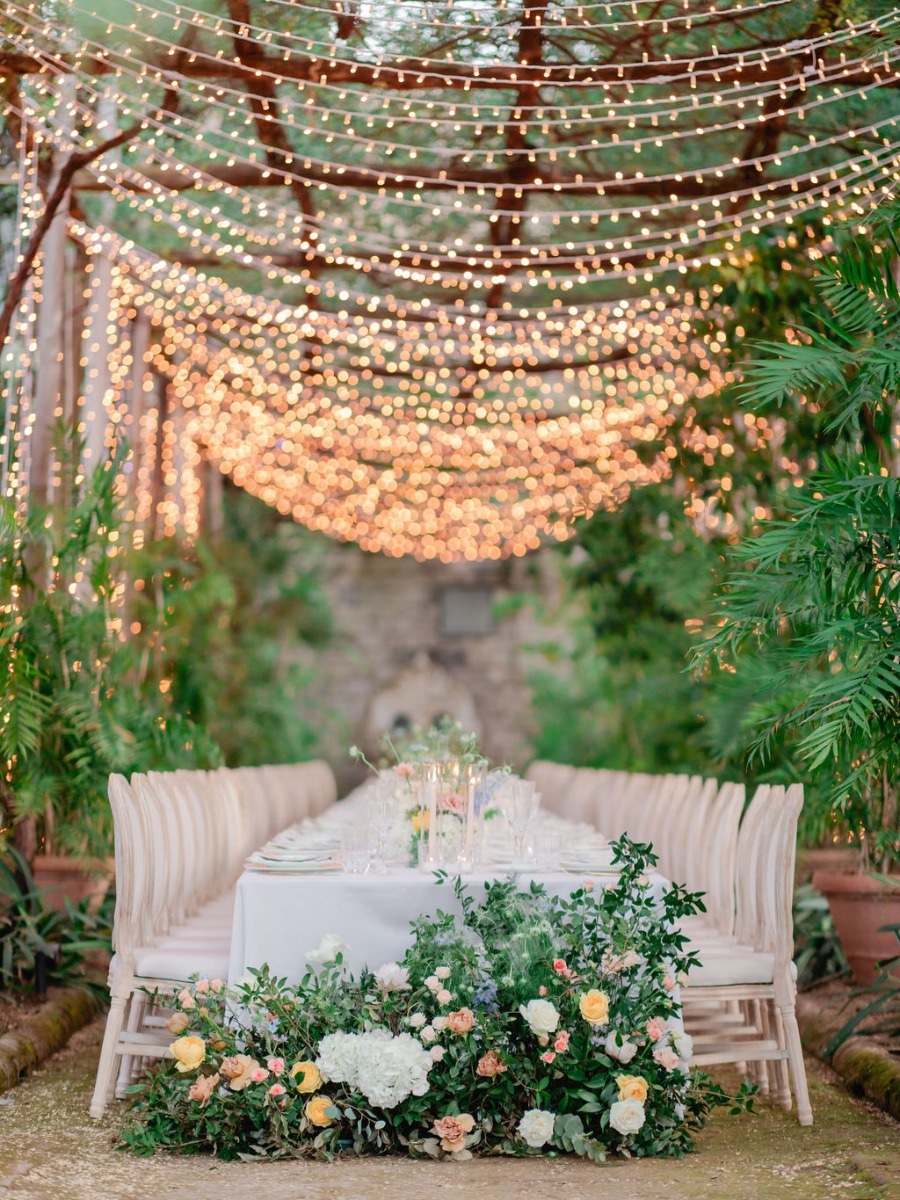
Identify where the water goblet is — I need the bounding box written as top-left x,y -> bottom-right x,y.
498,778 -> 541,864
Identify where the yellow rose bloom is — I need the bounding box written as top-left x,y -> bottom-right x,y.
305,1094 -> 335,1127
578,989 -> 610,1026
170,1036 -> 205,1073
617,1074 -> 649,1103
410,810 -> 430,833
290,1061 -> 323,1093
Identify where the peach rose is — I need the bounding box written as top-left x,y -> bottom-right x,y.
446,1007 -> 475,1035
188,1071 -> 219,1105
476,1050 -> 507,1078
305,1094 -> 335,1127
165,1012 -> 190,1035
432,1113 -> 475,1154
220,1054 -> 259,1091
176,988 -> 196,1011
195,979 -> 209,994
616,1074 -> 649,1103
578,989 -> 610,1027
290,1061 -> 323,1093
170,1036 -> 205,1073
653,1045 -> 679,1072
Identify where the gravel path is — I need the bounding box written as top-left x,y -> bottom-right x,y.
0,1021 -> 897,1200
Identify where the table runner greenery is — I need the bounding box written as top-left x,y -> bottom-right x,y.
122,838 -> 752,1162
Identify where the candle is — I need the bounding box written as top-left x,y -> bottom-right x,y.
427,773 -> 437,865
463,780 -> 475,868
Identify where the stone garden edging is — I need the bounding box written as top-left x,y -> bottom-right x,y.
0,987 -> 99,1096
797,990 -> 900,1122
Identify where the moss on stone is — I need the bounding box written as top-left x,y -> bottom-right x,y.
0,988 -> 97,1098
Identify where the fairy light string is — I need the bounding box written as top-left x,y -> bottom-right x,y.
1,0 -> 896,559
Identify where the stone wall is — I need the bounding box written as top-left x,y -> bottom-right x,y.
302,544 -> 566,794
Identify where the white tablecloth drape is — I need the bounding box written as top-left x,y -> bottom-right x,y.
227,796 -> 670,983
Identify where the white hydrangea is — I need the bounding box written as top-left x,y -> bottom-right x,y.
315,1030 -> 433,1109
354,1030 -> 433,1108
316,1031 -> 360,1088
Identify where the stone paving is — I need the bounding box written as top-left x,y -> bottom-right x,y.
0,1021 -> 897,1200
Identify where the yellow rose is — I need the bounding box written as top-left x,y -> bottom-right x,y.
617,1074 -> 649,1103
170,1036 -> 205,1073
305,1094 -> 335,1127
290,1061 -> 322,1093
165,1012 -> 190,1035
578,989 -> 610,1026
410,810 -> 430,833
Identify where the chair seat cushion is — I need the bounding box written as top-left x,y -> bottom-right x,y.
135,944 -> 231,981
687,950 -> 775,986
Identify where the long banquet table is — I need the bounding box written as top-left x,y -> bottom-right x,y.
227,784 -> 671,985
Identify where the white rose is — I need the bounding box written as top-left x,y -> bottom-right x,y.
435,966 -> 451,980
518,1108 -> 556,1148
604,1030 -> 638,1065
673,1031 -> 693,1065
408,1013 -> 427,1029
306,933 -> 348,965
609,1098 -> 646,1137
432,1016 -> 449,1031
519,998 -> 560,1038
430,1045 -> 445,1062
374,962 -> 411,992
424,975 -> 440,993
420,1025 -> 436,1044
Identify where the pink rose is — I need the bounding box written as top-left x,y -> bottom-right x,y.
210,979 -> 224,994
432,1016 -> 449,1031
554,1031 -> 570,1053
394,762 -> 415,777
476,1050 -> 508,1077
538,985 -> 548,996
646,1017 -> 668,1042
538,1035 -> 549,1047
663,974 -> 676,991
432,1113 -> 475,1154
267,1058 -> 285,1076
540,1051 -> 556,1064
438,792 -> 467,815
446,1007 -> 475,1035
249,1067 -> 269,1084
430,1045 -> 445,1062
436,989 -> 453,1005
268,1082 -> 287,1097
195,979 -> 209,994
653,1045 -> 679,1072
583,879 -> 595,892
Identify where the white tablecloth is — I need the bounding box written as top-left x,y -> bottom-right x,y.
227,794 -> 670,983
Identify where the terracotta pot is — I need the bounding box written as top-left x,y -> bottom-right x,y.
796,846 -> 860,886
812,869 -> 900,985
31,854 -> 113,913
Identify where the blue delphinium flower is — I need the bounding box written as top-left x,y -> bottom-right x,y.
473,977 -> 499,1012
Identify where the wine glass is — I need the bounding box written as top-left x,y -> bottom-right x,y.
497,778 -> 540,863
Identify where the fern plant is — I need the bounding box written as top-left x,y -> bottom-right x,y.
693,201 -> 900,873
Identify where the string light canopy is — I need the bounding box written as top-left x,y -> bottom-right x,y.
2,0 -> 899,560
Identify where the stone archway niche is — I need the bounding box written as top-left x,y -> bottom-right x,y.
362,651 -> 481,754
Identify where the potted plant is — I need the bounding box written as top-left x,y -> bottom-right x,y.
693,200 -> 900,983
